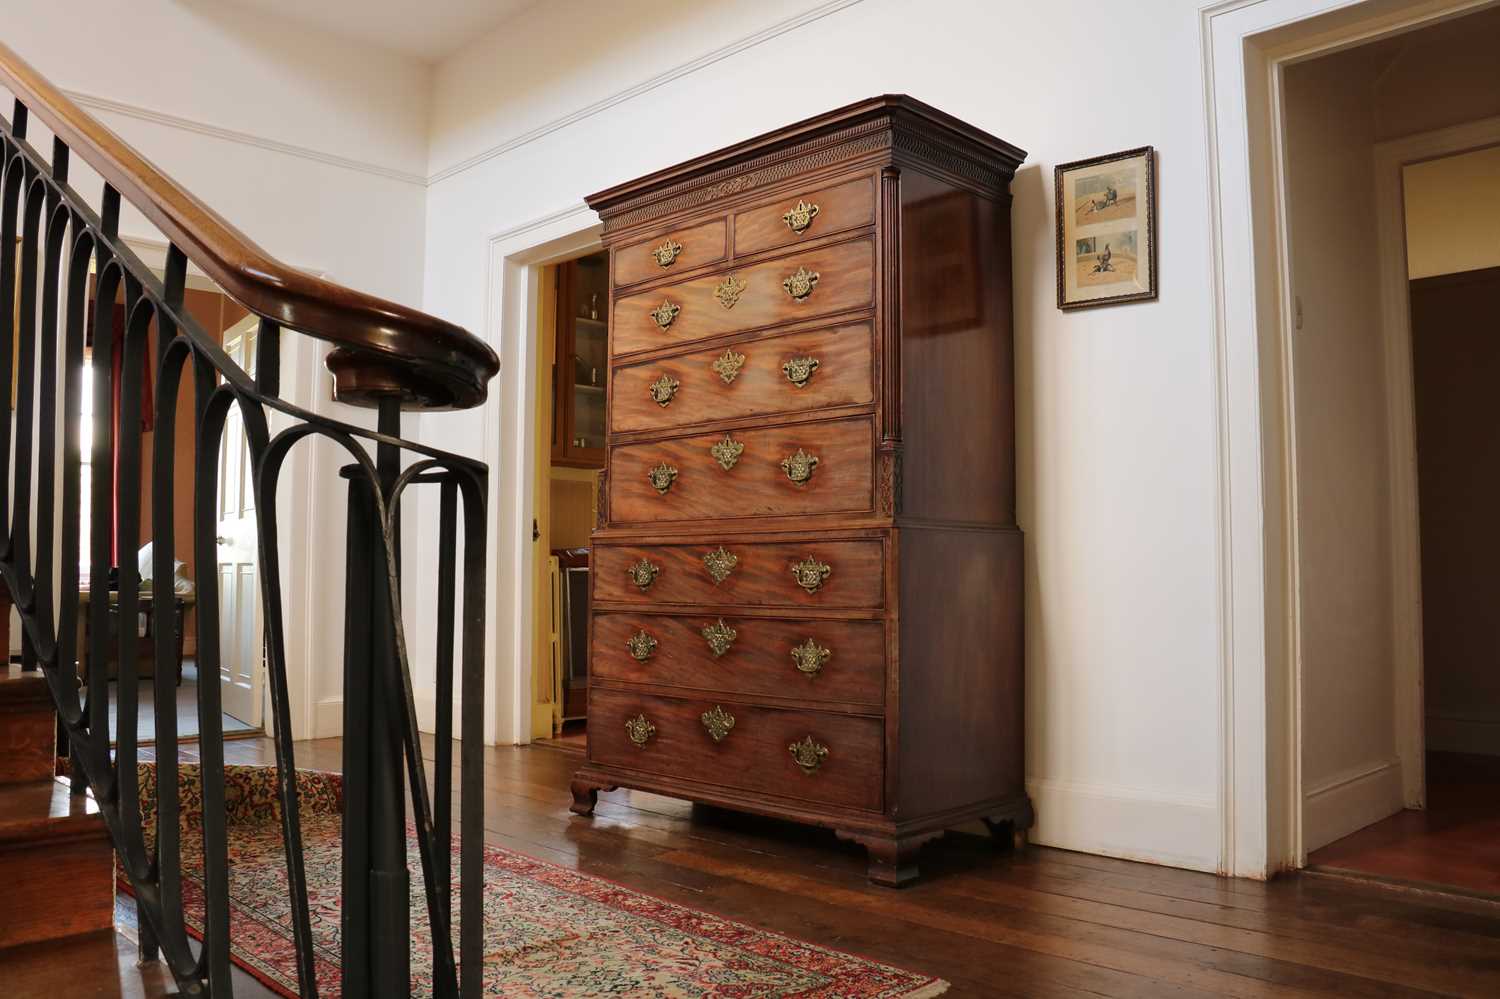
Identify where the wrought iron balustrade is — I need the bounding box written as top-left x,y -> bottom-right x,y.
0,40 -> 497,998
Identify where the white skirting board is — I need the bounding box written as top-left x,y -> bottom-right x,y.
1025,777 -> 1219,873
314,697 -> 343,740
1426,713 -> 1500,757
1302,758 -> 1404,853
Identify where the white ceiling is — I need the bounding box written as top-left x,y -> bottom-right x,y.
221,0 -> 538,62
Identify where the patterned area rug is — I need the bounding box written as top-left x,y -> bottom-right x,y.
118,764 -> 948,998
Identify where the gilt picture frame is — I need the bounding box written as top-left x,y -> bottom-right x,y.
1055,146 -> 1157,310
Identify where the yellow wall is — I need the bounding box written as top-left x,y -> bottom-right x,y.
1404,146 -> 1500,280
548,473 -> 596,549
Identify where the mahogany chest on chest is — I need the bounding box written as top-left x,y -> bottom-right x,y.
571,95 -> 1031,885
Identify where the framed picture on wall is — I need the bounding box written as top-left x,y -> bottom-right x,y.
1055,146 -> 1157,310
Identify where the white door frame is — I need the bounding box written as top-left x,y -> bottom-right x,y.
1200,0 -> 1497,877
479,204 -> 602,746
1374,116 -> 1500,806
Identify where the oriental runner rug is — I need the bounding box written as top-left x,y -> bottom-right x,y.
117,763 -> 947,998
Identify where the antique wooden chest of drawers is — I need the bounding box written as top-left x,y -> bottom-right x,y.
570,95 -> 1031,886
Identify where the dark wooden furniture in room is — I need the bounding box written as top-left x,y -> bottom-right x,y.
73,589 -> 192,683
553,254 -> 609,468
570,95 -> 1031,886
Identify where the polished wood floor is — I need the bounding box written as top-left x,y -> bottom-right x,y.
1309,752 -> 1500,899
6,736 -> 1500,997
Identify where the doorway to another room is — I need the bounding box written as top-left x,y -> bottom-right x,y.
1280,8 -> 1500,900
82,276 -> 266,746
532,251 -> 607,753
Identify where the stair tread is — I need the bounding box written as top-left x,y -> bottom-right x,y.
0,778 -> 107,846
0,664 -> 53,708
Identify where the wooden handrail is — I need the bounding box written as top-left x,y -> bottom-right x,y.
0,40 -> 496,410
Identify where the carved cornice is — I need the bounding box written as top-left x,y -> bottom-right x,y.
591,96 -> 1025,236
601,120 -> 892,233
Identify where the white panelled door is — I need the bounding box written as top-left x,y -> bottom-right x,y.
216,321 -> 264,728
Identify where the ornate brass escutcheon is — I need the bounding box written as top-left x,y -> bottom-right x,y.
651,239 -> 682,268
625,713 -> 657,747
702,546 -> 739,584
790,556 -> 832,594
701,618 -> 737,657
788,735 -> 829,774
627,557 -> 660,592
647,461 -> 679,495
648,373 -> 680,407
714,273 -> 747,310
709,435 -> 744,471
701,704 -> 736,743
711,348 -> 745,384
626,630 -> 658,662
782,267 -> 819,301
790,638 -> 831,677
781,356 -> 820,388
780,447 -> 819,485
649,300 -> 680,330
782,199 -> 820,233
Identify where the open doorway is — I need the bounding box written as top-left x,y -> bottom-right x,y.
531,251 -> 607,753
1280,8 -> 1500,898
85,275 -> 265,745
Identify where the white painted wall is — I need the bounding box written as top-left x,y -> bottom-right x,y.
6,0 -> 435,740
417,0 -> 1224,872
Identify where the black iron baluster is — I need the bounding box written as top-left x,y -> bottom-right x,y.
457,468 -> 487,999
191,367 -> 233,997
371,398 -> 412,998
434,475 -> 457,926
149,245 -> 191,972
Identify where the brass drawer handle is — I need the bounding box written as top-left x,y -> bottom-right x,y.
709,435 -> 744,471
627,557 -> 660,592
701,618 -> 737,657
648,373 -> 679,407
791,638 -> 831,677
782,356 -> 819,388
782,200 -> 820,234
701,704 -> 736,743
714,274 -> 747,310
702,546 -> 739,584
650,300 -> 680,330
625,713 -> 657,747
648,462 -> 678,494
782,267 -> 819,302
781,448 -> 819,485
652,239 -> 682,268
790,556 -> 831,594
711,348 -> 745,384
789,735 -> 829,774
626,630 -> 658,662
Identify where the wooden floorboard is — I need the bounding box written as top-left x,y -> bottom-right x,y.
6,735 -> 1499,997
1309,753 -> 1500,901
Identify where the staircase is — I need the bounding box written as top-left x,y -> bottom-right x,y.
0,39 -> 498,998
0,651 -> 112,950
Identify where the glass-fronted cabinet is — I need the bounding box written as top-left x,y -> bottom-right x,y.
552,252 -> 608,467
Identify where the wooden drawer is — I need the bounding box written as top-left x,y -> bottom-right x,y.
611,321 -> 873,434
589,688 -> 883,812
612,238 -> 874,356
733,175 -> 875,257
594,539 -> 884,609
614,217 -> 728,288
593,612 -> 885,707
609,416 -> 873,525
